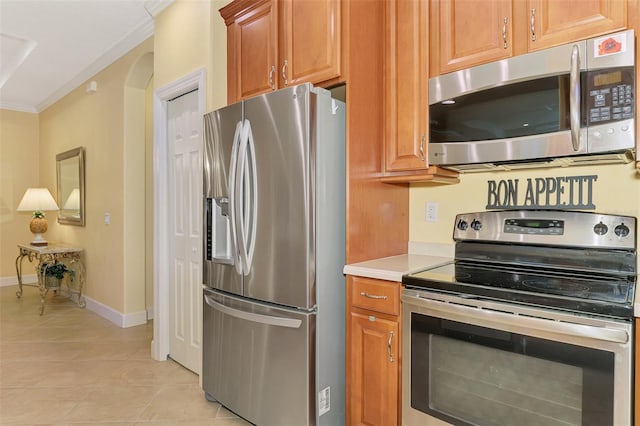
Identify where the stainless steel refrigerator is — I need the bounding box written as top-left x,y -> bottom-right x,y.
202,83 -> 345,426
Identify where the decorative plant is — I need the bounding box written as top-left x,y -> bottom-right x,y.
40,261 -> 69,280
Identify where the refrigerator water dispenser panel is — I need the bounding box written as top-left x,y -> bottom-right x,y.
206,197 -> 232,264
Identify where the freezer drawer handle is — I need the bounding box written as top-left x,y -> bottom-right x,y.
205,295 -> 303,329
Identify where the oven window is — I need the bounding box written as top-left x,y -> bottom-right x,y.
429,75 -> 571,143
411,313 -> 614,426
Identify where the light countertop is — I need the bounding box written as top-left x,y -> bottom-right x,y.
343,242 -> 453,282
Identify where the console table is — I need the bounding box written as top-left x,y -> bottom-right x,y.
15,243 -> 86,315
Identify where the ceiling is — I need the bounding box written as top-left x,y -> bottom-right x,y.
0,0 -> 173,113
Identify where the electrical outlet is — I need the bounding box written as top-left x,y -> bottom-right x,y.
426,202 -> 438,222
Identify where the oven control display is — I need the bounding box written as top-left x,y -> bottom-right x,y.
504,218 -> 564,235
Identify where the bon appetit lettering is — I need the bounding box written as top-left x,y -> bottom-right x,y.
486,175 -> 597,210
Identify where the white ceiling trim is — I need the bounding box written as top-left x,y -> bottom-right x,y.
33,19 -> 155,113
0,0 -> 173,114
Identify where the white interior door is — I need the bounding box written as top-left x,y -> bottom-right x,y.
167,89 -> 202,374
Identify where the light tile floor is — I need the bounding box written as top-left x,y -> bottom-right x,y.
0,285 -> 253,425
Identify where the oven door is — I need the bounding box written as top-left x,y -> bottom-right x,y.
402,289 -> 632,426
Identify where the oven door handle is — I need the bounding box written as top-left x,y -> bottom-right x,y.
404,294 -> 629,344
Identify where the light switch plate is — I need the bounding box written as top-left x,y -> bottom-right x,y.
426,202 -> 438,222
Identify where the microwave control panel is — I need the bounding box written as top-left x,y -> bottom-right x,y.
585,66 -> 634,125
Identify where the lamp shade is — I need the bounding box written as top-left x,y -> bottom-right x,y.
62,188 -> 80,210
17,188 -> 59,212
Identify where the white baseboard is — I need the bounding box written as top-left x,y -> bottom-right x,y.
2,277 -> 148,328
1,274 -> 37,287
82,295 -> 148,328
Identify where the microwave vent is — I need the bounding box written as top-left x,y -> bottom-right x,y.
442,150 -> 635,173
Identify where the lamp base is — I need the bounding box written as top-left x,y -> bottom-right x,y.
30,231 -> 48,247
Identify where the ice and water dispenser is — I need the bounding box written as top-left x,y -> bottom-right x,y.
205,197 -> 232,264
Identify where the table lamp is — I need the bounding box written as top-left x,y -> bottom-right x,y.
17,188 -> 59,246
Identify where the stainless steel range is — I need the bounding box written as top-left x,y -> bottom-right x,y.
402,210 -> 636,426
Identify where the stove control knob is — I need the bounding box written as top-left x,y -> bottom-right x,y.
471,219 -> 482,231
614,223 -> 630,237
457,219 -> 468,231
593,222 -> 608,236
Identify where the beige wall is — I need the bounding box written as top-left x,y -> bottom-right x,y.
37,38 -> 154,314
0,110 -> 40,278
410,163 -> 640,248
154,0 -> 230,112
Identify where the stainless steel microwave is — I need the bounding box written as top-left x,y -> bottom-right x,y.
429,30 -> 636,172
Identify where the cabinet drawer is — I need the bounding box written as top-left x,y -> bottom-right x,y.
350,276 -> 400,316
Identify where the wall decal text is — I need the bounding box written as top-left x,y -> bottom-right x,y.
486,175 -> 597,210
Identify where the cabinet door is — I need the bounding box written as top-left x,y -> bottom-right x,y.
527,0 -> 626,51
349,311 -> 399,426
229,0 -> 278,102
433,0 -> 513,74
385,0 -> 429,171
280,0 -> 342,87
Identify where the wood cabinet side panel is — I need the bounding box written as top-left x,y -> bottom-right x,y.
346,0 -> 409,264
627,0 -> 640,172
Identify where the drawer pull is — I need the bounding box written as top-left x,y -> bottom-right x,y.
360,292 -> 387,300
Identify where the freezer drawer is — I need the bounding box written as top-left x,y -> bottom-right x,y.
203,289 -> 315,426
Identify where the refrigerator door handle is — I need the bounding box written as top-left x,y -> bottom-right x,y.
204,295 -> 303,329
228,120 -> 244,274
238,120 -> 258,275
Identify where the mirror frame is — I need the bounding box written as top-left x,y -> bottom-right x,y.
56,147 -> 85,226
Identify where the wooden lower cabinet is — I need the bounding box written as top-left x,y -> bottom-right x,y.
633,318 -> 640,425
347,276 -> 401,426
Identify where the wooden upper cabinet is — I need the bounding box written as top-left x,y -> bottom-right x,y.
281,0 -> 342,87
431,0 -> 627,76
384,0 -> 429,172
221,0 -> 343,104
222,0 -> 278,102
527,0 -> 627,51
382,0 -> 460,183
432,0 -> 513,75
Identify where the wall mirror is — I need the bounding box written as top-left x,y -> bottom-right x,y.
56,147 -> 85,226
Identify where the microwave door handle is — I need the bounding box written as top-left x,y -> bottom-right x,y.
569,44 -> 581,151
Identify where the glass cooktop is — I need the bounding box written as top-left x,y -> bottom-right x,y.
403,261 -> 636,320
